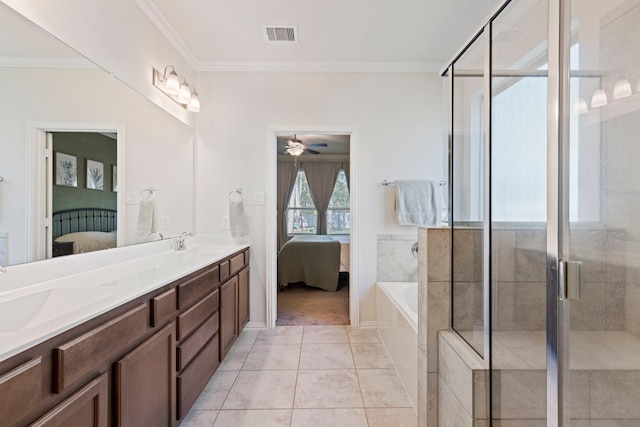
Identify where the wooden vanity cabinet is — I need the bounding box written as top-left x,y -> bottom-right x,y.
0,247 -> 249,427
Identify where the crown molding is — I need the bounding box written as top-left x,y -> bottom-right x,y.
134,0 -> 199,69
0,57 -> 97,69
196,60 -> 443,73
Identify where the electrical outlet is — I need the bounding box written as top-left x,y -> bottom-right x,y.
160,216 -> 170,230
221,216 -> 230,230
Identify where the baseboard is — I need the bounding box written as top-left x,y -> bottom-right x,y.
245,321 -> 267,330
358,320 -> 380,328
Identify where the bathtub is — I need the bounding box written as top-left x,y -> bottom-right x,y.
376,281 -> 418,410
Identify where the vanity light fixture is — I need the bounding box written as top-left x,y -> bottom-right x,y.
574,98 -> 588,115
153,65 -> 200,112
613,78 -> 632,100
591,88 -> 608,108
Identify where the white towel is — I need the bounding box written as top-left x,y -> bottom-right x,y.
229,199 -> 245,238
395,180 -> 438,226
137,198 -> 155,237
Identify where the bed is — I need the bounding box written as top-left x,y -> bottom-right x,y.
52,208 -> 117,256
277,235 -> 341,291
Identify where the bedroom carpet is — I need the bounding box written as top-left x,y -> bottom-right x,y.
277,273 -> 349,325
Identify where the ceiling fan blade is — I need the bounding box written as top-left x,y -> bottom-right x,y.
305,143 -> 328,147
305,148 -> 321,155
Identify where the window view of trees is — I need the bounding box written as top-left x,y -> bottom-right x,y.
287,169 -> 350,235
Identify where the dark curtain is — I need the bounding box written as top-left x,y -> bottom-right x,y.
303,162 -> 342,235
277,161 -> 298,250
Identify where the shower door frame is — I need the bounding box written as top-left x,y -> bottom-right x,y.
443,0 -> 574,424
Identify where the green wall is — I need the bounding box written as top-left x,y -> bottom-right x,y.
52,132 -> 117,212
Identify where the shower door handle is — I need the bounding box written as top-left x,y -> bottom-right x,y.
558,260 -> 582,300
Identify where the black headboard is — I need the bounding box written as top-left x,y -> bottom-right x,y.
52,208 -> 117,240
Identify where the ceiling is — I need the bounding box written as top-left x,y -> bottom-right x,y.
137,0 -> 504,71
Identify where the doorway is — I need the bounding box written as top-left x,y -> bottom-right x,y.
266,125 -> 359,329
27,122 -> 123,263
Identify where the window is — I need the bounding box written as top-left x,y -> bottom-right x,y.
286,169 -> 350,235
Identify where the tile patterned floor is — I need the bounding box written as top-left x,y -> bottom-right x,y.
180,325 -> 417,427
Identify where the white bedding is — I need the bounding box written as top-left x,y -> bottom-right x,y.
54,230 -> 117,253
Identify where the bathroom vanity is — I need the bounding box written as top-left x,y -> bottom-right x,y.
0,243 -> 249,426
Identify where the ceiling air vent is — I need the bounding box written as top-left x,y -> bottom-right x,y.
262,26 -> 298,43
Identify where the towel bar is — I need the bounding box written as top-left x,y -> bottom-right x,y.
382,180 -> 446,186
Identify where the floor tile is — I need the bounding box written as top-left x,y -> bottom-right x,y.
222,370 -> 297,409
351,342 -> 394,369
347,327 -> 381,343
217,346 -> 250,371
303,325 -> 349,343
212,409 -> 291,427
191,370 -> 239,410
366,407 -> 417,427
242,344 -> 301,370
233,329 -> 260,349
179,410 -> 217,427
358,369 -> 413,408
291,408 -> 368,427
255,326 -> 304,345
294,369 -> 364,408
299,343 -> 354,370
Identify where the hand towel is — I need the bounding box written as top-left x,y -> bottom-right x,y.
395,180 -> 438,226
137,198 -> 155,237
229,198 -> 245,238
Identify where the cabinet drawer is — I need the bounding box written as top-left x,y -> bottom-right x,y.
244,250 -> 250,264
177,333 -> 219,419
219,260 -> 230,282
151,288 -> 177,327
53,304 -> 148,393
229,253 -> 245,275
0,357 -> 42,426
177,289 -> 219,341
178,266 -> 219,309
177,312 -> 219,372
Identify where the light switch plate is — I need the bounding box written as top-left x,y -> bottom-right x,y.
252,192 -> 265,205
160,216 -> 170,230
125,192 -> 139,205
221,216 -> 230,230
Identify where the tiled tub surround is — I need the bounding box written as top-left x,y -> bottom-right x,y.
0,238 -> 249,362
376,281 -> 418,410
180,325 -> 416,427
377,234 -> 419,282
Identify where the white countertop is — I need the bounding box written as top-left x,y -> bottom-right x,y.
0,240 -> 248,363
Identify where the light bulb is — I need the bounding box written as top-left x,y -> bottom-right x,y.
613,78 -> 632,100
178,83 -> 191,104
165,70 -> 180,95
591,89 -> 608,108
187,91 -> 200,112
574,98 -> 588,115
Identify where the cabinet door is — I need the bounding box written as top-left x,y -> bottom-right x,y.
114,322 -> 176,427
237,266 -> 250,332
219,276 -> 238,359
30,373 -> 108,427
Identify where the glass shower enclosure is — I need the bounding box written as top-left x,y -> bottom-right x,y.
444,0 -> 640,424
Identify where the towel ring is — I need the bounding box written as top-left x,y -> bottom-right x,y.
229,187 -> 243,202
140,187 -> 156,201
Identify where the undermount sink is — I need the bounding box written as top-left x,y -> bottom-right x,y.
0,288 -> 117,333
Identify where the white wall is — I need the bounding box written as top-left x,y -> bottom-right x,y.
194,71 -> 444,325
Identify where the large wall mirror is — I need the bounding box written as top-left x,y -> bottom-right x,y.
0,3 -> 194,267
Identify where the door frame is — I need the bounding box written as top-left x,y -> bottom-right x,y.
265,124 -> 359,329
26,121 -> 124,262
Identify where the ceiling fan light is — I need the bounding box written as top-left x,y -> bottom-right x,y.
287,146 -> 304,156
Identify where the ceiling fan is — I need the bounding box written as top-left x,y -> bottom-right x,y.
283,135 -> 328,157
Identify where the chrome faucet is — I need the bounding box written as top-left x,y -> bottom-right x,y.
175,232 -> 193,251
